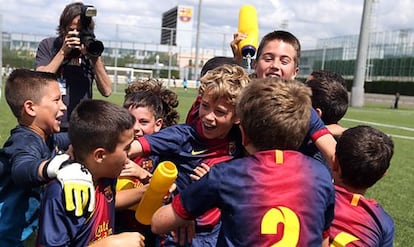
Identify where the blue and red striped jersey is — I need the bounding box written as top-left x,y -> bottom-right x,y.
329,185 -> 394,247
37,178 -> 116,246
173,149 -> 335,247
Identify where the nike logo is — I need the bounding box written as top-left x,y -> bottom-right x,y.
191,149 -> 207,155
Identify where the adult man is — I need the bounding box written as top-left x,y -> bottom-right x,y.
35,2 -> 112,131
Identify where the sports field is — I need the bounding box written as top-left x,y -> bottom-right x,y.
1,85 -> 413,246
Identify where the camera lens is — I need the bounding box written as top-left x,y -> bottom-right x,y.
85,39 -> 104,57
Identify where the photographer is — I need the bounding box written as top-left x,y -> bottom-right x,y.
36,2 -> 112,131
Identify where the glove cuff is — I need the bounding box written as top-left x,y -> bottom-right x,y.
42,154 -> 71,181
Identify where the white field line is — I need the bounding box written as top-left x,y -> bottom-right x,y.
341,118 -> 414,140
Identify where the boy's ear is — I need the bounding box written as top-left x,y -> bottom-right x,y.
23,100 -> 36,117
239,125 -> 250,147
332,154 -> 341,173
292,66 -> 299,79
233,115 -> 240,125
315,108 -> 322,118
154,118 -> 163,132
93,148 -> 107,164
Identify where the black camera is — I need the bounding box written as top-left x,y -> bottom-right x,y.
68,5 -> 104,58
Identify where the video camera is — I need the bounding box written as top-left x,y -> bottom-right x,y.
68,5 -> 104,58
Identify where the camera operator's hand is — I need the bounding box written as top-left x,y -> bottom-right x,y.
62,29 -> 81,57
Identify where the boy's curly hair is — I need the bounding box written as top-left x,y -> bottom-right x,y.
124,78 -> 179,127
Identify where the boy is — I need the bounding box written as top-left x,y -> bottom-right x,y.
129,64 -> 250,246
116,79 -> 179,246
330,125 -> 394,246
301,71 -> 349,164
36,99 -> 145,246
232,30 -> 337,168
231,30 -> 300,80
151,78 -> 335,247
0,69 -> 94,246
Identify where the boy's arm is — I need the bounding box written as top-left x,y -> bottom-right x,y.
308,108 -> 337,169
115,185 -> 147,210
151,203 -> 193,235
322,236 -> 329,247
128,139 -> 144,159
313,134 -> 336,170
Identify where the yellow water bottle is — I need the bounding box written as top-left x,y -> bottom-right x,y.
116,177 -> 140,210
238,4 -> 259,58
116,177 -> 135,191
135,161 -> 178,225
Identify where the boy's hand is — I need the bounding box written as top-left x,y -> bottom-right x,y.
231,32 -> 247,63
120,159 -> 152,183
190,163 -> 210,181
56,163 -> 95,217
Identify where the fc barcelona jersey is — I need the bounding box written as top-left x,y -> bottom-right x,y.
173,149 -> 335,247
329,185 -> 394,247
37,178 -> 116,246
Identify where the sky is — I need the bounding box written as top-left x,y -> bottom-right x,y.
0,0 -> 413,52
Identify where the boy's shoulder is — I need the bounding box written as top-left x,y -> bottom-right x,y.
2,125 -> 58,155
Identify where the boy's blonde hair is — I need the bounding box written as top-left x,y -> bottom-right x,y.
198,64 -> 250,106
237,78 -> 312,151
5,69 -> 57,119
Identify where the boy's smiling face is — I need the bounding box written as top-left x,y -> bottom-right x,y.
129,106 -> 162,138
254,39 -> 299,80
199,94 -> 239,140
32,80 -> 66,135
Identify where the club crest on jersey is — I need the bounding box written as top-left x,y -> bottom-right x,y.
142,159 -> 154,172
104,186 -> 114,202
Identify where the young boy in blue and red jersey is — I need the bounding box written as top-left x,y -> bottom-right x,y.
129,64 -> 250,246
151,78 -> 335,247
36,99 -> 145,246
300,70 -> 349,166
227,30 -> 336,166
330,125 -> 394,246
115,79 -> 179,246
0,69 -> 94,246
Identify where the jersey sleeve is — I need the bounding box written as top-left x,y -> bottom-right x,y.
139,125 -> 193,156
309,108 -> 330,143
9,134 -> 46,186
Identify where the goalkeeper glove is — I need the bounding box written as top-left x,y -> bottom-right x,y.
56,162 -> 95,217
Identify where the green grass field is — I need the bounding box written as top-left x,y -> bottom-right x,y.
1,85 -> 413,245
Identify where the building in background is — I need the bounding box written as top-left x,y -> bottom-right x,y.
3,26 -> 414,82
161,5 -> 193,48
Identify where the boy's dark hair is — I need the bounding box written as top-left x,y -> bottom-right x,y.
237,78 -> 311,151
124,78 -> 179,127
256,30 -> 301,67
309,70 -> 346,87
69,99 -> 135,162
305,77 -> 349,124
5,69 -> 58,119
336,125 -> 394,189
200,56 -> 240,77
57,2 -> 94,37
